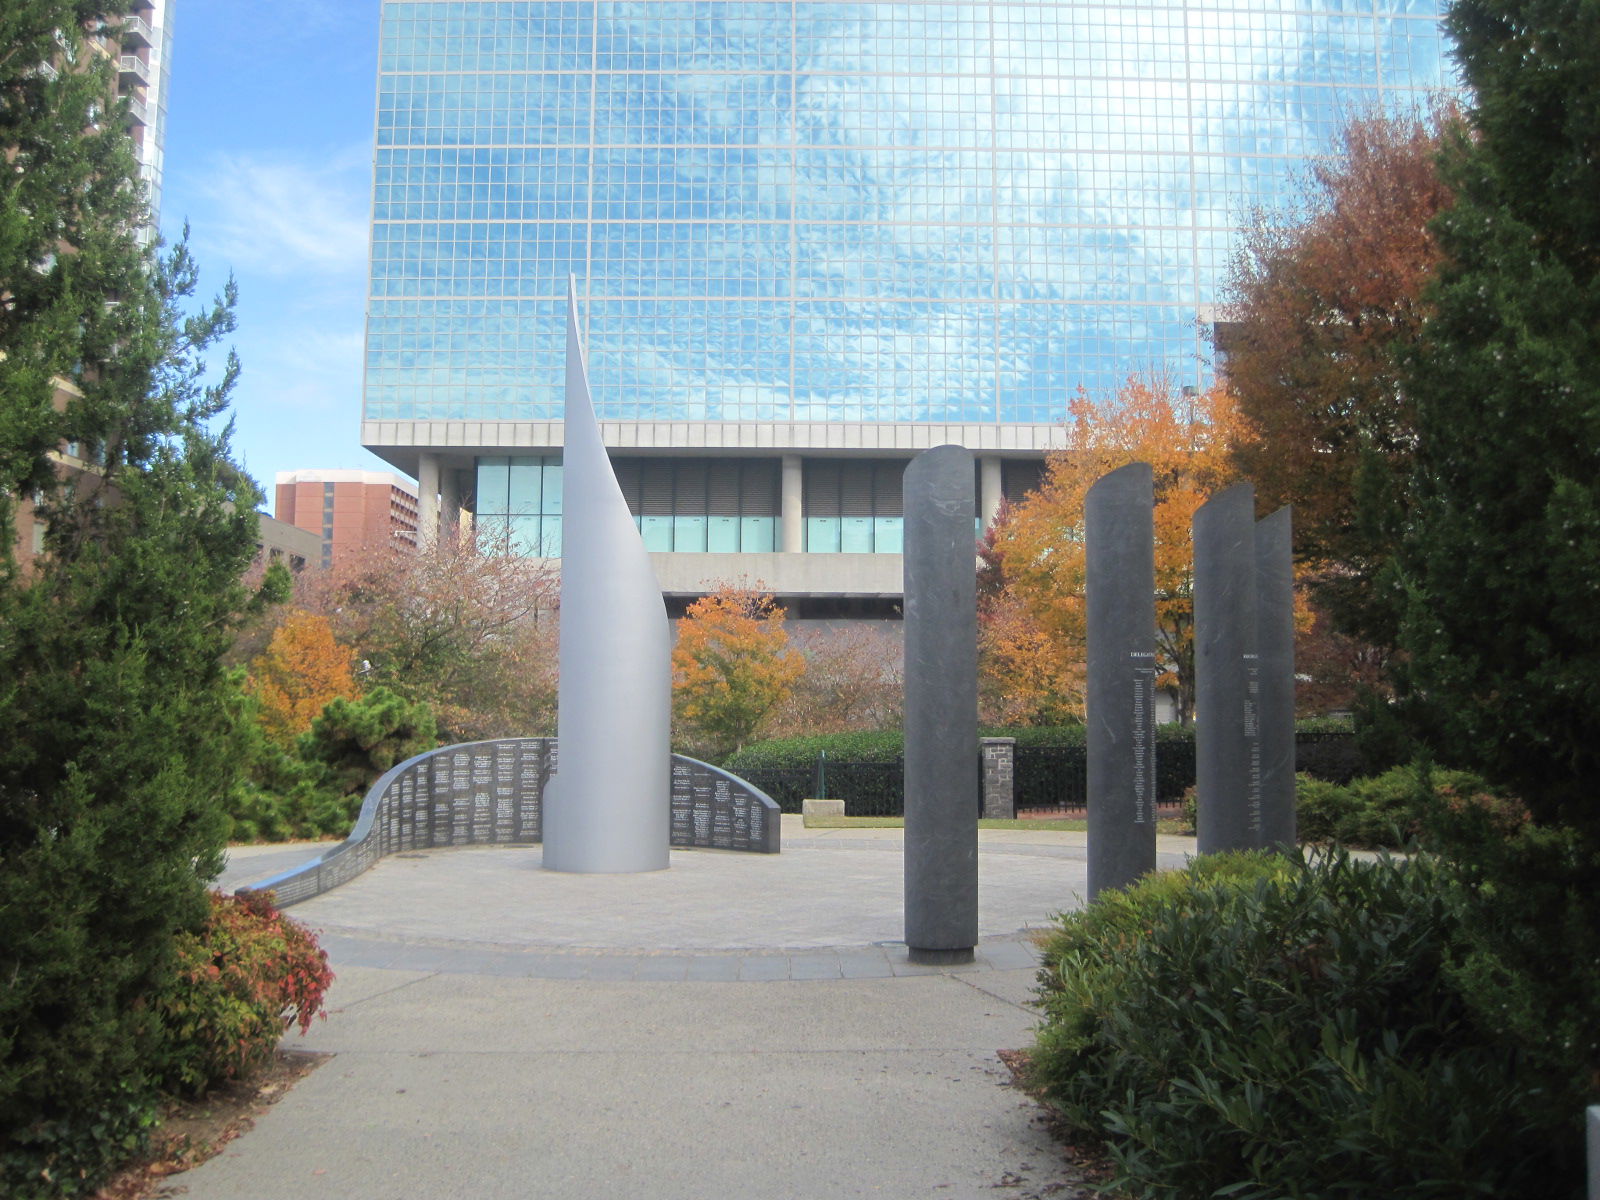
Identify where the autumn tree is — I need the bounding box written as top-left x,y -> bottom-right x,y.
988,378 -> 1248,724
672,585 -> 805,759
295,534 -> 559,741
976,504 -> 1085,724
765,624 -> 903,737
247,610 -> 360,747
1220,101 -> 1462,644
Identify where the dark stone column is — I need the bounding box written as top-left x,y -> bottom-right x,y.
1194,482 -> 1261,855
980,738 -> 1016,820
1086,462 -> 1158,898
1255,507 -> 1296,852
903,445 -> 979,964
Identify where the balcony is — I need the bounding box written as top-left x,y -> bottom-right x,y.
121,14 -> 154,48
123,94 -> 149,126
117,54 -> 149,88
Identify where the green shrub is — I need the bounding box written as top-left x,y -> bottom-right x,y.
722,728 -> 907,769
1294,773 -> 1354,841
1294,764 -> 1498,850
150,891 -> 334,1097
1027,850 -> 1580,1199
0,1080 -> 159,1200
1416,787 -> 1600,1113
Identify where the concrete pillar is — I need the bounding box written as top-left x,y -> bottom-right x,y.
440,465 -> 462,543
902,445 -> 979,964
781,454 -> 803,553
1086,462 -> 1158,898
417,453 -> 440,550
979,455 -> 1003,529
1193,482 -> 1261,855
980,738 -> 1015,820
1256,507 -> 1296,852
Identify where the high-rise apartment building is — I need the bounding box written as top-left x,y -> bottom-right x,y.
116,1 -> 175,222
11,3 -> 177,569
275,470 -> 422,570
360,1 -> 1450,616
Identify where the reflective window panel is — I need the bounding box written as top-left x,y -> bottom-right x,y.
368,2 -> 1450,426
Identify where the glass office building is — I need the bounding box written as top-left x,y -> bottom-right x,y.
361,1 -> 1450,609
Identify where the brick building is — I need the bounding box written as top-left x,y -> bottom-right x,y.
274,469 -> 421,570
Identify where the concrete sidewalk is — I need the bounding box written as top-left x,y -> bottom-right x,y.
178,820 -> 1197,1199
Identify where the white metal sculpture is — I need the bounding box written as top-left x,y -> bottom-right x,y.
542,277 -> 672,873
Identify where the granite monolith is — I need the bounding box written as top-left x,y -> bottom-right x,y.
1194,482 -> 1260,855
1086,462 -> 1158,898
902,445 -> 978,964
1255,506 -> 1296,852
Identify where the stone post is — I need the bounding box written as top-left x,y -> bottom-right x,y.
980,738 -> 1016,820
1194,482 -> 1261,855
1256,507 -> 1296,852
1086,462 -> 1158,898
902,444 -> 979,964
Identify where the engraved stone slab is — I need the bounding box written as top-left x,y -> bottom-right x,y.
1086,462 -> 1158,897
1255,507 -> 1296,852
1194,483 -> 1262,854
237,738 -> 781,906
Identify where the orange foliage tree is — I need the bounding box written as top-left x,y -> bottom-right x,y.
987,378 -> 1250,724
1221,101 -> 1462,646
247,610 -> 360,747
672,585 -> 805,759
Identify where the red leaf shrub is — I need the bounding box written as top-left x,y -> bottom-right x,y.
151,890 -> 333,1096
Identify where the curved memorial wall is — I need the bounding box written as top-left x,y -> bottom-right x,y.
236,738 -> 781,907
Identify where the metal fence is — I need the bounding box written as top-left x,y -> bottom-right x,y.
736,757 -> 905,817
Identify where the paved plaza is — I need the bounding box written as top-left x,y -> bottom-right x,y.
178,819 -> 1198,1199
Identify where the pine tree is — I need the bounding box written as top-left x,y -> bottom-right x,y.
0,6 -> 261,1190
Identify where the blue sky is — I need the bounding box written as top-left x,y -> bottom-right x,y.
158,0 -> 387,507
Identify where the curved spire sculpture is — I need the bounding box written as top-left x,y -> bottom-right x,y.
542,277 -> 672,873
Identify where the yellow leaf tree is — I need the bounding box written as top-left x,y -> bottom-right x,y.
248,610 -> 361,747
988,378 -> 1250,724
672,585 -> 805,759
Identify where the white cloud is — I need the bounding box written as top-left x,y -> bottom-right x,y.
187,146 -> 370,281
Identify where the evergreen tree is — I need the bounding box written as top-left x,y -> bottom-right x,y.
1395,0 -> 1600,1118
1397,0 -> 1600,837
0,6 -> 260,1191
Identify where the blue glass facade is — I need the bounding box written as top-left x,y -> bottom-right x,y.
364,1 -> 1450,431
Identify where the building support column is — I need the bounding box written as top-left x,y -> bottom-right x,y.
781,454 -> 803,553
979,455 -> 1003,529
417,452 -> 440,550
440,464 -> 462,544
